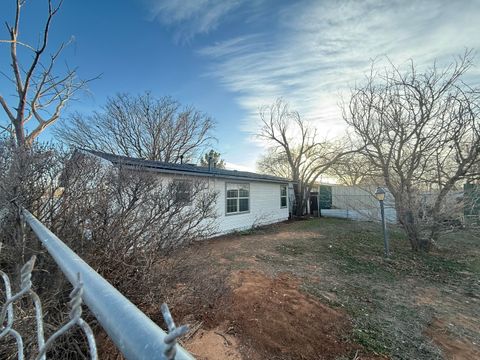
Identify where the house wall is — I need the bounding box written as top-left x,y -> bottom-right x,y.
211,178 -> 290,235
81,151 -> 290,235
147,173 -> 290,235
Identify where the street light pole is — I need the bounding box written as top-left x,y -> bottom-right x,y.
375,187 -> 390,257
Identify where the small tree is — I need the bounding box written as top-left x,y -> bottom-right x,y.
258,98 -> 355,216
57,93 -> 214,163
199,149 -> 226,168
345,51 -> 480,251
60,154 -> 219,256
0,0 -> 92,260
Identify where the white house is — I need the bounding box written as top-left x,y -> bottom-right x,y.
79,149 -> 292,235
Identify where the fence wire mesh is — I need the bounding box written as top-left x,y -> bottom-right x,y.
320,187 -> 397,223
1,209 -> 194,360
0,254 -> 97,360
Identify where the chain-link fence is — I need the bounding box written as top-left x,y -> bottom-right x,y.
319,185 -> 397,223
0,209 -> 194,360
318,185 -> 466,228
0,255 -> 97,360
464,183 -> 480,227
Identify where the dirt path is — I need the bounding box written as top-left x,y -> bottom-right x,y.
177,224 -> 385,359
427,319 -> 480,360
172,220 -> 480,360
184,269 -> 377,360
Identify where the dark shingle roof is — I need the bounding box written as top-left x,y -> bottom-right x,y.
80,149 -> 290,184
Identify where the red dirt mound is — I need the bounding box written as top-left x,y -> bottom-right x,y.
226,270 -> 359,360
427,318 -> 480,360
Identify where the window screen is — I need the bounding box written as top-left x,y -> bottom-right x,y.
226,183 -> 249,214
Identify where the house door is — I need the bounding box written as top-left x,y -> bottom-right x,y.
310,192 -> 319,216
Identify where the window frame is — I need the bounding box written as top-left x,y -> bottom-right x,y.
225,182 -> 250,215
173,179 -> 193,204
280,184 -> 288,208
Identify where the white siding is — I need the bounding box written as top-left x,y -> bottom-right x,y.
148,174 -> 290,235
212,179 -> 290,234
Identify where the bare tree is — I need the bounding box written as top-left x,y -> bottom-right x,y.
326,151 -> 381,186
0,0 -> 90,147
257,148 -> 293,179
258,99 -> 354,216
0,0 -> 93,288
345,51 -> 480,251
59,153 -> 219,256
57,93 -> 215,163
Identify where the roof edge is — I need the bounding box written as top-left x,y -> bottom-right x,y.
77,148 -> 292,184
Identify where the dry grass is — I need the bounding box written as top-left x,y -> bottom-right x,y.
169,218 -> 479,360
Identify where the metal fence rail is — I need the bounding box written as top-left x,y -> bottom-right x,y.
0,209 -> 194,360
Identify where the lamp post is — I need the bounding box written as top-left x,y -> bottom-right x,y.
375,187 -> 390,257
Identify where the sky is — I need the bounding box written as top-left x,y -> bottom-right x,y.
1,0 -> 480,171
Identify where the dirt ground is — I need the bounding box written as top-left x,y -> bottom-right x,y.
162,219 -> 480,360
427,319 -> 480,360
184,269 -> 370,360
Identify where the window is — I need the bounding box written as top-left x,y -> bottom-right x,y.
280,185 -> 288,208
226,183 -> 249,214
173,179 -> 192,203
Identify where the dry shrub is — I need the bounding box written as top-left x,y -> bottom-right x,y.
0,140 -> 221,358
94,248 -> 231,359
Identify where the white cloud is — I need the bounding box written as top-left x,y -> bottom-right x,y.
144,0 -> 480,169
198,0 -> 480,138
144,0 -> 242,43
224,161 -> 255,172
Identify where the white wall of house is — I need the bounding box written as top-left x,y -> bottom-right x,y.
149,173 -> 290,235
83,150 -> 291,236
211,178 -> 290,235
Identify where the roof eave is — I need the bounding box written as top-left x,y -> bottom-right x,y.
117,163 -> 291,184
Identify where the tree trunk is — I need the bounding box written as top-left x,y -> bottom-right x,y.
11,145 -> 32,264
13,118 -> 26,148
396,201 -> 431,251
428,183 -> 455,246
293,182 -> 308,217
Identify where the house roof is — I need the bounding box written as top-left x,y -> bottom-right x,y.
79,149 -> 290,184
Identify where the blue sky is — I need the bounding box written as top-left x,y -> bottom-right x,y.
1,0 -> 480,170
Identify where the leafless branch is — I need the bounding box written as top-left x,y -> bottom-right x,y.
257,98 -> 356,216
0,0 -> 91,147
57,93 -> 215,163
